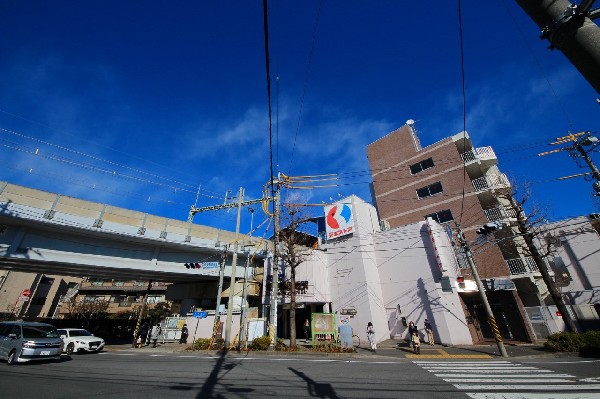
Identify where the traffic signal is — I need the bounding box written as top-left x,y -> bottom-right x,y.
476,222 -> 501,235
184,262 -> 202,269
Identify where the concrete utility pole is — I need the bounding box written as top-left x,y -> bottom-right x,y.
455,223 -> 509,357
539,131 -> 600,195
268,187 -> 281,348
213,246 -> 228,336
224,187 -> 244,348
131,280 -> 153,348
516,0 -> 600,94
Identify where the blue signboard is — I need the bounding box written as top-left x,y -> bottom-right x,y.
193,311 -> 208,319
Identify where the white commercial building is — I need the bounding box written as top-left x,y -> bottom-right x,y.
275,195 -> 473,346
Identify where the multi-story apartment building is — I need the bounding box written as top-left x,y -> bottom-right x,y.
367,122 -> 541,343
0,270 -> 172,320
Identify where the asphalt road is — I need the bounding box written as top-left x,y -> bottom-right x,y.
1,350 -> 600,399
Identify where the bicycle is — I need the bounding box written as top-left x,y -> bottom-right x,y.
351,334 -> 361,349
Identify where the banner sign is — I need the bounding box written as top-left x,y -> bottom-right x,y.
324,203 -> 354,240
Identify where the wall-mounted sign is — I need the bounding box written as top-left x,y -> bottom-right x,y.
340,308 -> 357,315
324,203 -> 354,240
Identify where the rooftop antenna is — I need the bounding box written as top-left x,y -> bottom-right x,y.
406,118 -> 421,151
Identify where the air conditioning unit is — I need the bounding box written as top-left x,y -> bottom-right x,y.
589,213 -> 600,221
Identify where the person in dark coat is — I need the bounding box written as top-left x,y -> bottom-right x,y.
424,318 -> 435,346
408,321 -> 419,350
303,319 -> 311,343
179,324 -> 189,344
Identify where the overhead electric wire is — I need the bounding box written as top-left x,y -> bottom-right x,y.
285,0 -> 323,176
0,109 -> 227,198
457,0 -> 468,225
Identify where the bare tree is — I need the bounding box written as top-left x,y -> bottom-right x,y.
278,207 -> 314,348
497,181 -> 578,332
64,296 -> 109,322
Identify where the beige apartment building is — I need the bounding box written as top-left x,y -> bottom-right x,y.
367,122 -> 542,343
0,270 -> 171,320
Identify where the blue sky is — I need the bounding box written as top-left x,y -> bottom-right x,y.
0,1 -> 598,236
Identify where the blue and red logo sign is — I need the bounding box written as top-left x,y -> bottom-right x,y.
324,203 -> 354,239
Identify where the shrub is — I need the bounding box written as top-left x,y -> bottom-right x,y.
275,338 -> 287,351
249,336 -> 271,350
580,331 -> 600,358
544,332 -> 584,352
544,331 -> 600,357
191,338 -> 211,350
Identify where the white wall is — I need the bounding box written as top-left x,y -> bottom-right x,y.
324,197 -> 472,345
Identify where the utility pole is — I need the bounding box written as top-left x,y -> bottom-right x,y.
516,0 -> 600,94
539,131 -> 600,195
213,246 -> 228,342
456,223 -> 509,357
224,187 -> 244,348
239,247 -> 252,349
268,187 -> 281,348
131,280 -> 153,348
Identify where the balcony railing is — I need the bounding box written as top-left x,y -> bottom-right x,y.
472,173 -> 510,192
460,146 -> 496,163
506,257 -> 539,275
484,206 -> 517,222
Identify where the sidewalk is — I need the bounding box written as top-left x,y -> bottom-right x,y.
104,338 -> 574,360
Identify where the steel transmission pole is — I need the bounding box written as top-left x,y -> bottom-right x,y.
515,0 -> 600,94
456,223 -> 509,357
224,187 -> 244,348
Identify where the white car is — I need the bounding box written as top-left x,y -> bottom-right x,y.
57,328 -> 105,355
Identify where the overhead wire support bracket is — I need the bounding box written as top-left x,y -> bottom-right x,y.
188,197 -> 273,220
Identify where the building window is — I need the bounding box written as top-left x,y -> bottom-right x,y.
410,157 -> 435,175
30,297 -> 46,306
416,182 -> 443,199
425,209 -> 454,224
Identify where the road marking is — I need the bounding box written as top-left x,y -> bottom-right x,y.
467,393 -> 600,399
414,360 -> 600,397
406,349 -> 491,359
455,384 -> 600,391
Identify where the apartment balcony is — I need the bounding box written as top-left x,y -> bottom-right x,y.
472,173 -> 510,192
460,146 -> 497,165
484,206 -> 517,223
506,256 -> 540,275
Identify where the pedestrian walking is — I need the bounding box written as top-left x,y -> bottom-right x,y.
408,320 -> 418,350
303,319 -> 311,343
179,323 -> 189,344
150,323 -> 161,348
412,332 -> 421,354
424,318 -> 435,346
366,321 -> 377,352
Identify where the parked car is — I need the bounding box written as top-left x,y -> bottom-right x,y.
0,321 -> 64,365
57,328 -> 105,355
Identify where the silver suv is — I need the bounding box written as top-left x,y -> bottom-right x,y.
0,321 -> 64,364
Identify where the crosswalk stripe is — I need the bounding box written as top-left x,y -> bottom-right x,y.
454,384 -> 600,391
466,393 -> 600,399
444,378 -> 574,383
413,359 -> 600,396
436,374 -> 574,378
421,367 -> 547,372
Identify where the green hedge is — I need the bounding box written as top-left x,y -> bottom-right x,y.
544,331 -> 600,357
249,336 -> 272,350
